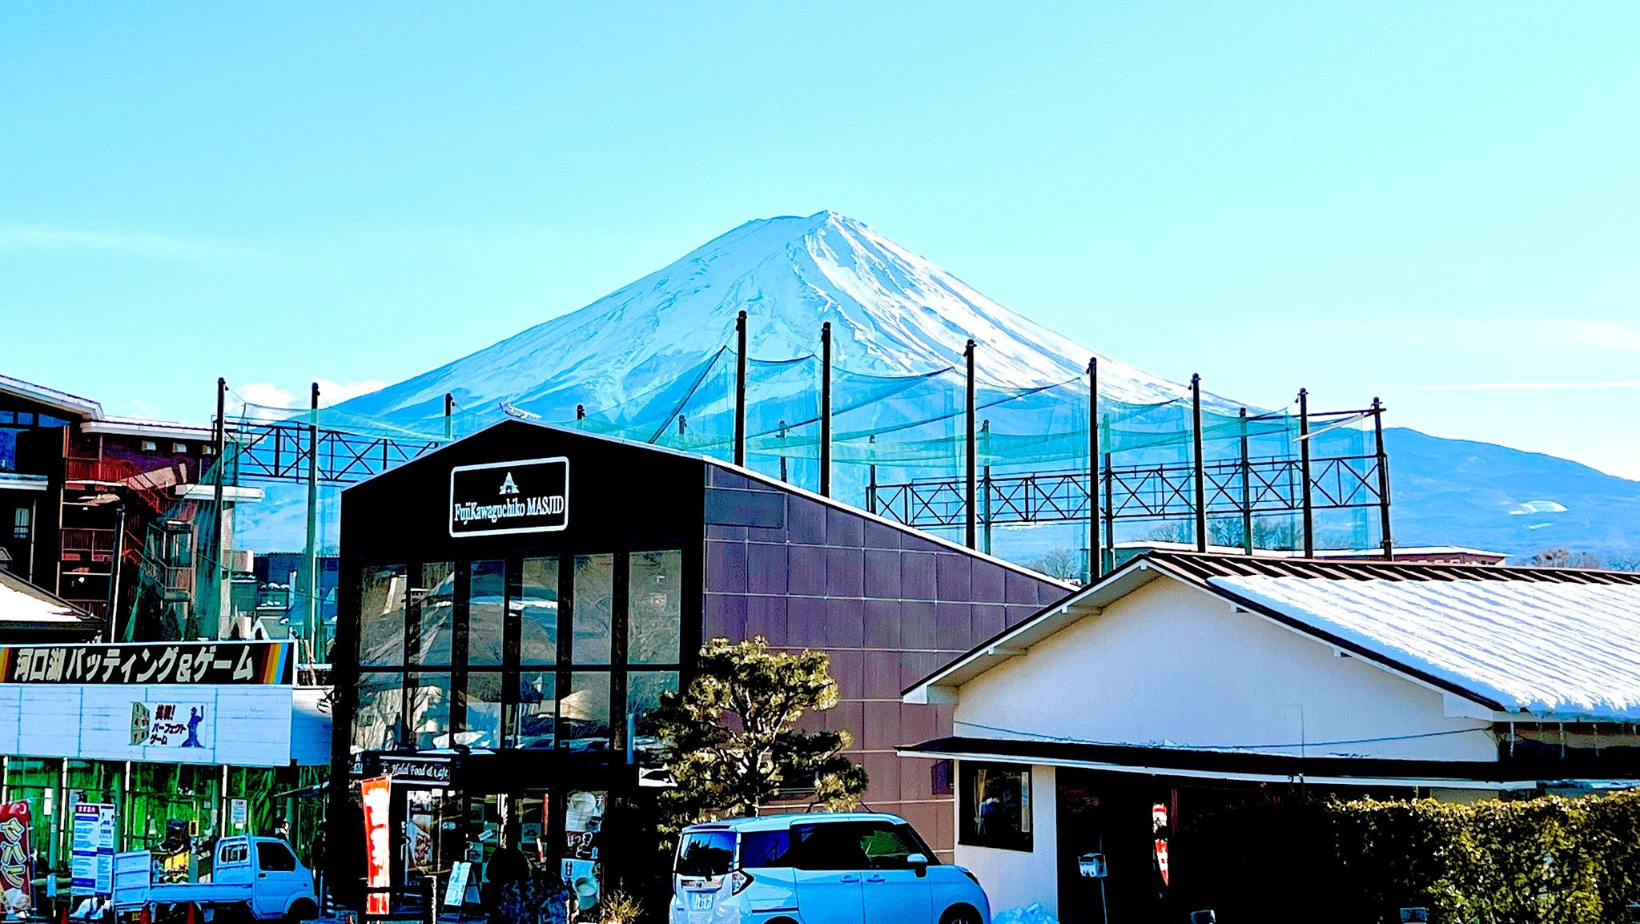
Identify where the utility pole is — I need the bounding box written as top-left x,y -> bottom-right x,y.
1373,397 -> 1394,560
820,322 -> 833,497
212,378 -> 227,640
1088,357 -> 1100,582
964,339 -> 977,550
305,382 -> 321,657
1192,374 -> 1207,553
1299,388 -> 1314,558
734,310 -> 748,467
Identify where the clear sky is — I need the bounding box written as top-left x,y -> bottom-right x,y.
3,3 -> 1637,478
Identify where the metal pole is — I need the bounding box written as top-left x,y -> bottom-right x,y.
212,377 -> 227,640
964,339 -> 977,549
820,321 -> 833,497
1239,409 -> 1253,556
1088,357 -> 1100,582
734,310 -> 748,467
444,392 -> 454,440
1102,447 -> 1114,573
1191,374 -> 1207,553
1299,388 -> 1314,558
1373,397 -> 1394,560
981,421 -> 992,556
867,436 -> 878,514
305,382 -> 321,654
105,503 -> 125,642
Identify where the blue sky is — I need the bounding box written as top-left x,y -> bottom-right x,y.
3,3 -> 1637,478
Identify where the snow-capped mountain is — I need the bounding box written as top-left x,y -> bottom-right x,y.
245,210 -> 1636,566
341,211 -> 1221,424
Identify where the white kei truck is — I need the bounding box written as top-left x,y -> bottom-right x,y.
112,836 -> 318,924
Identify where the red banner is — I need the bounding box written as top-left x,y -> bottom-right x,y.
360,778 -> 391,915
0,801 -> 34,895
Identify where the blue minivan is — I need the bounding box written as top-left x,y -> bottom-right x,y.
670,812 -> 989,924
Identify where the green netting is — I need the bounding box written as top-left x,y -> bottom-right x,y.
125,343 -> 1381,643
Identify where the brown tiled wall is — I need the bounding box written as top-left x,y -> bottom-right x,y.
702,467 -> 1069,856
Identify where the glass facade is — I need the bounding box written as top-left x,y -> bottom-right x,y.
349,551 -> 685,757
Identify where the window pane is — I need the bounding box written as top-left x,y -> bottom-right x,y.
461,672 -> 503,749
519,557 -> 560,665
468,560 -> 506,667
629,550 -> 682,665
415,562 -> 456,666
560,673 -> 610,751
958,761 -> 1032,851
572,555 -> 613,665
359,567 -> 406,666
409,674 -> 452,750
514,671 -> 557,749
352,672 -> 403,752
626,671 -> 677,764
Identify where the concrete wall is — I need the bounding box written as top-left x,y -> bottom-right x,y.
954,577 -> 1496,761
953,763 -> 1058,919
0,683 -> 319,766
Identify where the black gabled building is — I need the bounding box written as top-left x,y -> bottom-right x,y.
328,420 -> 1068,910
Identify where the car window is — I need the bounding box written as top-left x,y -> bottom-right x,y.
739,830 -> 792,868
676,831 -> 736,878
219,843 -> 248,864
786,823 -> 871,871
256,842 -> 297,872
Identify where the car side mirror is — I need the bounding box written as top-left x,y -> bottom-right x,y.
907,853 -> 930,878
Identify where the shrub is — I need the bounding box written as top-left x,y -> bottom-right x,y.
1178,789 -> 1640,924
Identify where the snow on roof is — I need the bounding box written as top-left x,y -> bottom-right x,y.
0,570 -> 92,625
1212,575 -> 1640,721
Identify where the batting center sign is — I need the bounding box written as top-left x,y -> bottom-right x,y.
449,457 -> 569,538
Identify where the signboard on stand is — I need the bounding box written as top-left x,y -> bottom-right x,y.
71,803 -> 116,895
230,799 -> 248,830
361,777 -> 391,915
0,801 -> 34,898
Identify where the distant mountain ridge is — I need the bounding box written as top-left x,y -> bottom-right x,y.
299,212 -> 1639,564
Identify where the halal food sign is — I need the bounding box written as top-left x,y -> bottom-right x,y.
449,457 -> 569,538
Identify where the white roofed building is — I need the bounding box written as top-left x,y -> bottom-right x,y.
899,550 -> 1640,922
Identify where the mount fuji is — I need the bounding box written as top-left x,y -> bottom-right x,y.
263,211 -> 1637,564
340,211 -> 1227,424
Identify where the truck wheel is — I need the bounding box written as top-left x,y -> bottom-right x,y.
283,900 -> 317,924
941,905 -> 984,924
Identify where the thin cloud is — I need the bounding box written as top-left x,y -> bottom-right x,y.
1395,381 -> 1640,392
0,223 -> 278,261
1569,321 -> 1640,351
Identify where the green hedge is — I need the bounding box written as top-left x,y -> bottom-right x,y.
1174,790 -> 1640,924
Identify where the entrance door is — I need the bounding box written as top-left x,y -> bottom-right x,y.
1056,778 -> 1108,924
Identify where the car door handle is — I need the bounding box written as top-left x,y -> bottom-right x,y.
839,875 -> 859,883
258,873 -> 267,878
867,875 -> 886,883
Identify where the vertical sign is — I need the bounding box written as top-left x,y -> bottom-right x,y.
96,805 -> 115,897
0,802 -> 33,897
70,803 -> 116,895
230,799 -> 248,830
360,778 -> 391,916
71,803 -> 101,893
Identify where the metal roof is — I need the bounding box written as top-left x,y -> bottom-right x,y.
903,550 -> 1640,718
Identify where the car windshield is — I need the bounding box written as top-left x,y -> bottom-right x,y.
676,830 -> 737,878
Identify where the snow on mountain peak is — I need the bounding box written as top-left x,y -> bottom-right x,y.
340,212 -> 1208,422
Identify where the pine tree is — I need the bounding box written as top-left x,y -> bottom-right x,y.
653,636 -> 869,833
